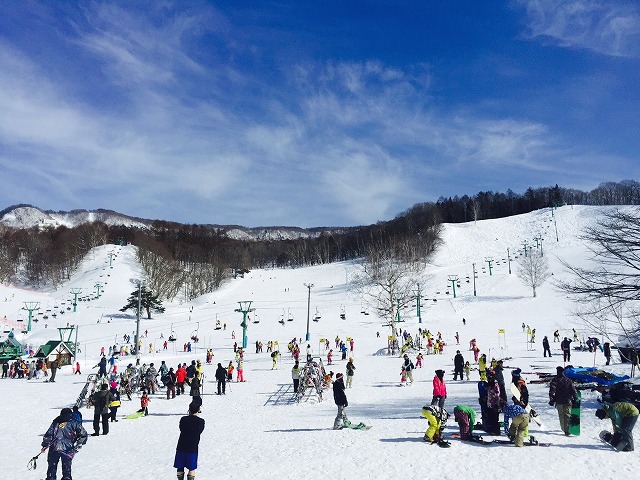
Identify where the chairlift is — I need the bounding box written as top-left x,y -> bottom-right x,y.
313,307 -> 320,322
339,305 -> 346,320
214,317 -> 222,330
287,308 -> 293,322
3,324 -> 10,333
168,325 -> 177,342
43,315 -> 49,320
51,313 -> 57,318
279,310 -> 286,325
363,307 -> 369,316
253,314 -> 260,324
190,323 -> 200,343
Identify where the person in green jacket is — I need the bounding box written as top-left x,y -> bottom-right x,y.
453,405 -> 476,440
596,401 -> 639,451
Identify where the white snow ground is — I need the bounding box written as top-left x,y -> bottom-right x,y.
1,205 -> 637,480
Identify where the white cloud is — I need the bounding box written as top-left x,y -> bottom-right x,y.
516,0 -> 640,57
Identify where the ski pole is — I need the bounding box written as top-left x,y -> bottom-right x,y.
27,451 -> 42,470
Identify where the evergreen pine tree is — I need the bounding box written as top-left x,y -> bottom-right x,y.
120,286 -> 165,319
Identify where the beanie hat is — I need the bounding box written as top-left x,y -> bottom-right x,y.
336,372 -> 343,379
110,381 -> 118,389
511,368 -> 521,377
556,366 -> 564,374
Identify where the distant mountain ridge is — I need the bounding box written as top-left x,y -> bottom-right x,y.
0,204 -> 339,241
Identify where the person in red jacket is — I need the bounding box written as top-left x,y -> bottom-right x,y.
176,364 -> 187,396
431,369 -> 447,408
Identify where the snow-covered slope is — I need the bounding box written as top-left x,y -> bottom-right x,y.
1,205 -> 637,480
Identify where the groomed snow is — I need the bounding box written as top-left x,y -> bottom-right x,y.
1,205 -> 637,480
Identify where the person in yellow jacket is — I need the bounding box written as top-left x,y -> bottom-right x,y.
478,354 -> 488,381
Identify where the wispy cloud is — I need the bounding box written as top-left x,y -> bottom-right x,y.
516,0 -> 640,57
0,2 -> 634,227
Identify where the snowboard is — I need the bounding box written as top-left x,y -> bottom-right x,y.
125,411 -> 146,419
341,421 -> 371,430
599,430 -> 627,451
510,383 -> 545,429
568,390 -> 581,436
491,436 -> 551,447
451,433 -> 492,445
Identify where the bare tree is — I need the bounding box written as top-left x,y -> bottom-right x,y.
556,208 -> 640,373
516,251 -> 550,297
352,240 -> 430,355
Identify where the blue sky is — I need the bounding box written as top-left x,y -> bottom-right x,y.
0,1 -> 638,227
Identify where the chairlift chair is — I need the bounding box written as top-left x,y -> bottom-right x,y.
313,307 -> 320,322
287,308 -> 293,322
253,314 -> 260,324
340,306 -> 346,320
278,311 -> 285,325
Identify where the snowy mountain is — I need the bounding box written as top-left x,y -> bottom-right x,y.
0,205 -> 337,240
1,205 -> 637,480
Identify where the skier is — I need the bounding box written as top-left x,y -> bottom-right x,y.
345,358 -> 355,388
596,402 -> 639,452
271,350 -> 280,369
332,372 -> 349,429
402,354 -> 414,385
431,369 -> 447,408
548,366 -> 578,436
327,349 -> 333,365
542,336 -> 552,357
97,356 -> 107,377
416,352 -> 423,368
453,350 -> 465,380
41,407 -> 87,480
174,401 -> 205,480
215,363 -> 227,395
176,364 -> 187,396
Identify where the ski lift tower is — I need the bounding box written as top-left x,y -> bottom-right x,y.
70,288 -> 82,312
22,302 -> 40,332
235,301 -> 254,350
304,283 -> 314,342
130,279 -> 145,366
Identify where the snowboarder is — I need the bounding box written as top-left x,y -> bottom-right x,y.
453,404 -> 476,440
333,373 -> 349,429
41,407 -> 87,480
548,366 -> 578,436
174,401 -> 205,480
503,402 -> 529,446
596,402 -> 639,451
422,405 -> 449,443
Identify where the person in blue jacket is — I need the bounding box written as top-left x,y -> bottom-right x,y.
41,407 -> 88,480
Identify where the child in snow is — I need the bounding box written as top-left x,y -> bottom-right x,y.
464,361 -> 471,381
416,352 -> 423,368
138,391 -> 150,416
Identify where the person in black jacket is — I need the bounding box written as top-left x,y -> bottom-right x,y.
453,351 -> 465,380
603,342 -> 612,365
542,336 -> 552,357
333,373 -> 349,429
215,363 -> 227,395
166,367 -> 177,400
90,383 -> 116,436
548,366 -> 578,435
174,401 -> 205,480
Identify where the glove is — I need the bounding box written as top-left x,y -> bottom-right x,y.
548,400 -> 555,407
530,409 -> 538,417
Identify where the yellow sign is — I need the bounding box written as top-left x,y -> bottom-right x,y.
498,329 -> 505,334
